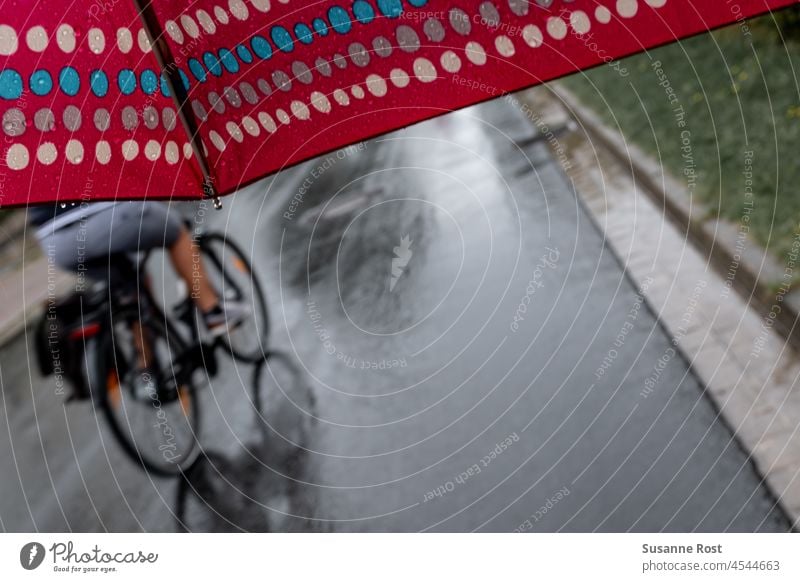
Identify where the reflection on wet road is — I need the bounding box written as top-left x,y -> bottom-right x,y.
0,99 -> 790,532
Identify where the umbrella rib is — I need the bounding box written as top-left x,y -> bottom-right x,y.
131,0 -> 221,209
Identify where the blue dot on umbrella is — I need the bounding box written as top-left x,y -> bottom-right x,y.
0,70 -> 23,100
118,69 -> 136,95
179,70 -> 190,91
377,0 -> 402,18
312,18 -> 329,36
294,23 -> 313,44
29,70 -> 53,96
160,73 -> 171,97
89,70 -> 108,97
140,69 -> 158,94
250,35 -> 272,59
328,6 -> 352,33
59,66 -> 81,96
236,44 -> 253,64
407,0 -> 428,6
188,58 -> 207,82
271,26 -> 294,52
203,51 -> 223,76
219,48 -> 239,73
353,1 -> 375,23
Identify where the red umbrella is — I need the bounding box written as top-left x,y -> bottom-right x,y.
0,0 -> 793,207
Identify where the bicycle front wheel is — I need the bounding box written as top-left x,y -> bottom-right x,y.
200,233 -> 270,363
98,310 -> 202,476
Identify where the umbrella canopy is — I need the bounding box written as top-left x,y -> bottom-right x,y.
0,0 -> 793,206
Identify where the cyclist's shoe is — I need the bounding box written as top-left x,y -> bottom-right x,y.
128,367 -> 158,400
203,301 -> 249,337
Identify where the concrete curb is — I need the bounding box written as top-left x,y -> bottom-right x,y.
551,86 -> 800,353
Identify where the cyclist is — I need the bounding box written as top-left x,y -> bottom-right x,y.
30,201 -> 248,392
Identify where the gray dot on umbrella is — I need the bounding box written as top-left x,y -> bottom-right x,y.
292,61 -> 314,84
423,19 -> 445,42
63,105 -> 82,132
121,106 -> 138,130
534,0 -> 554,7
192,100 -> 208,121
162,107 -> 176,131
508,0 -> 530,15
315,57 -> 332,77
479,2 -> 500,27
35,108 -> 55,132
257,78 -> 272,96
333,53 -> 347,69
143,106 -> 159,130
396,25 -> 420,52
449,8 -> 471,35
2,108 -> 26,137
208,92 -> 226,113
272,70 -> 292,91
93,109 -> 109,131
372,36 -> 393,57
223,86 -> 242,107
240,82 -> 259,104
348,43 -> 370,67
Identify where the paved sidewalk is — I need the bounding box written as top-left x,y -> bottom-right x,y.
518,86 -> 800,527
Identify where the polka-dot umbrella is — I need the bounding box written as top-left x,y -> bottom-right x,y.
0,0 -> 793,206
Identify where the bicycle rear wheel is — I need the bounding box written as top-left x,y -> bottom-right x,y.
98,309 -> 202,476
200,233 -> 270,363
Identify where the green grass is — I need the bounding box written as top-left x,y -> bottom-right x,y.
561,12 -> 800,259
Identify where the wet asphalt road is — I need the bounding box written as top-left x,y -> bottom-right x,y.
0,99 -> 791,532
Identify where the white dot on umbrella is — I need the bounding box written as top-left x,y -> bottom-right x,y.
226,121 -> 244,142
165,20 -> 184,44
334,88 -> 350,105
258,112 -> 277,132
65,140 -> 84,164
390,68 -> 410,88
546,17 -> 567,40
366,74 -> 388,97
646,0 -> 667,7
617,0 -> 639,18
465,41 -> 487,65
495,35 -> 515,57
251,0 -> 271,12
57,24 -> 76,53
228,0 -> 249,20
37,143 -> 57,165
440,50 -> 462,73
570,11 -> 591,34
523,24 -> 543,48
242,116 -> 260,136
26,26 -> 48,52
88,28 -> 105,54
96,141 -> 111,164
181,15 -> 200,39
6,144 -> 29,170
122,140 -> 140,161
276,109 -> 290,124
595,6 -> 612,23
351,85 -> 365,99
310,91 -> 332,113
165,141 -> 180,164
183,143 -> 194,158
209,130 -> 226,151
414,58 -> 437,82
0,25 -> 19,56
138,29 -> 152,52
117,28 -> 133,53
290,100 -> 311,120
214,6 -> 230,25
197,10 -> 217,34
144,140 -> 161,160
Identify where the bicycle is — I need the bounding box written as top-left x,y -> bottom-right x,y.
36,221 -> 270,476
